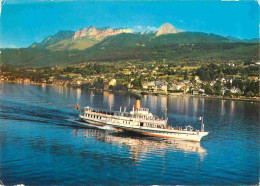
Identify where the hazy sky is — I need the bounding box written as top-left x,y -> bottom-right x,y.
0,0 -> 259,48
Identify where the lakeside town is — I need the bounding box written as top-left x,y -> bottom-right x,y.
0,60 -> 259,101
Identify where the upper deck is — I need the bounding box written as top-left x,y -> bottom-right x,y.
83,106 -> 167,125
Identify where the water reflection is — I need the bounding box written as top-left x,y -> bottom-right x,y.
76,88 -> 81,101
73,128 -> 207,162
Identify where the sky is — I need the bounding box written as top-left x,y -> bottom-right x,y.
0,0 -> 259,48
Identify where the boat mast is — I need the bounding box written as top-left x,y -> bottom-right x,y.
201,117 -> 204,132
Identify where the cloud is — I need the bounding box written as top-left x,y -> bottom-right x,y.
133,25 -> 158,32
132,25 -> 158,32
146,26 -> 157,31
132,25 -> 143,32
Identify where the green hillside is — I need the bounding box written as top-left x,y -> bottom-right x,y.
150,32 -> 232,46
79,32 -> 233,50
92,33 -> 151,49
2,42 -> 258,67
47,36 -> 100,51
84,42 -> 259,63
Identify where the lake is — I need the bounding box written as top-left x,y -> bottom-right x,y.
0,82 -> 259,185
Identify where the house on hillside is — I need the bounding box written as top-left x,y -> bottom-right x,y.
221,87 -> 228,95
155,81 -> 168,91
248,76 -> 259,81
230,87 -> 241,94
194,76 -> 200,81
24,78 -> 31,84
170,83 -> 181,90
142,82 -> 149,89
109,79 -> 117,86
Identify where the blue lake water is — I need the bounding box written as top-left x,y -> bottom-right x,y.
0,82 -> 259,185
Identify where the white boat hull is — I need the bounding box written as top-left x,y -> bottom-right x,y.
79,115 -> 209,142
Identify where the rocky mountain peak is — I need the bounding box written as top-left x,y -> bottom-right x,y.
74,26 -> 133,39
156,23 -> 178,36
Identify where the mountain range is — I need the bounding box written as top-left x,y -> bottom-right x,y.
29,23 -> 259,52
30,23 -> 240,51
1,23 -> 259,67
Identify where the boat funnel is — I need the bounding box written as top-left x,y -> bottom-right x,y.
136,98 -> 141,109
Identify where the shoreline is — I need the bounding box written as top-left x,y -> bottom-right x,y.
128,89 -> 260,102
1,80 -> 259,102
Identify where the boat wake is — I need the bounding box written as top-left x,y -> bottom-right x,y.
72,118 -> 116,131
100,125 -> 115,130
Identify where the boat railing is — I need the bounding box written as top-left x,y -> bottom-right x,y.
84,107 -> 165,122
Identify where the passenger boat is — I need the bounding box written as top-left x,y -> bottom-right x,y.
76,99 -> 209,142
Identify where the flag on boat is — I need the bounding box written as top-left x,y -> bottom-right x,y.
198,117 -> 203,120
74,103 -> 79,110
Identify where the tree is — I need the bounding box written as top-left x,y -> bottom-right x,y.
234,91 -> 242,97
205,85 -> 214,95
184,70 -> 189,80
246,91 -> 254,97
218,68 -> 224,78
132,77 -> 142,89
224,90 -> 232,97
214,80 -> 222,95
215,90 -> 222,96
226,81 -> 232,89
166,76 -> 171,83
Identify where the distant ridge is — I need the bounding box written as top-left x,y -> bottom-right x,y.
227,36 -> 259,43
30,31 -> 74,48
